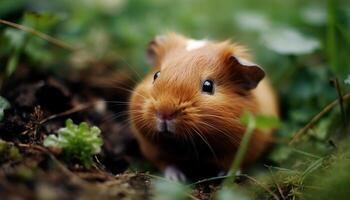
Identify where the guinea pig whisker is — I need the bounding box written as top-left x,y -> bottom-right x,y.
113,119 -> 132,130
108,85 -> 148,99
103,100 -> 131,105
101,111 -> 130,123
99,115 -> 131,129
196,120 -> 241,145
96,81 -> 135,92
198,120 -> 238,141
192,113 -> 231,120
133,116 -> 155,136
201,109 -> 242,122
119,117 -> 153,137
195,113 -> 243,128
113,54 -> 143,82
189,123 -> 218,162
184,127 -> 200,161
100,109 -> 143,127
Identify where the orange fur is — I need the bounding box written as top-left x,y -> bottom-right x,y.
129,33 -> 279,179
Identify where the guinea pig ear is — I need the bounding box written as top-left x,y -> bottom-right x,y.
147,35 -> 168,66
229,55 -> 265,90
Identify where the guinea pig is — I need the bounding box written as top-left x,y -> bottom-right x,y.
129,33 -> 278,181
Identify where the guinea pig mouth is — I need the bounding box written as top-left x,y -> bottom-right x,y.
156,118 -> 176,134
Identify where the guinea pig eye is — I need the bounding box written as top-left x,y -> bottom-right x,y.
202,80 -> 214,94
153,71 -> 160,82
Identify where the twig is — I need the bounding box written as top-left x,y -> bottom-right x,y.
0,19 -> 77,51
289,93 -> 350,144
333,78 -> 346,126
16,142 -> 48,153
40,101 -> 97,124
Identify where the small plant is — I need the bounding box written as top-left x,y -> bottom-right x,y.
0,96 -> 10,121
345,75 -> 350,85
44,119 -> 103,168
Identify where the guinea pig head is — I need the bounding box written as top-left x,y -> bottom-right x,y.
129,33 -> 265,148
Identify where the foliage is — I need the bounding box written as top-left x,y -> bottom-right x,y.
1,12 -> 60,76
43,119 -> 102,168
153,179 -> 189,200
0,96 -> 10,121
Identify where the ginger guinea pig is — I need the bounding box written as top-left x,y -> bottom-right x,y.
129,33 -> 278,181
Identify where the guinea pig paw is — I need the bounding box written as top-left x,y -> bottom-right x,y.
164,166 -> 186,182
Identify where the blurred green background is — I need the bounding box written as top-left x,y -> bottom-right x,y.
1,0 -> 350,198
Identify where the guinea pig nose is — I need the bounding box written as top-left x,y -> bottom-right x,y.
156,110 -> 176,120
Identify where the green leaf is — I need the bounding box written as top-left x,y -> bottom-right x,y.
22,12 -> 59,31
6,51 -> 19,76
4,27 -> 26,76
261,27 -> 320,55
153,179 -> 188,200
311,118 -> 331,140
345,75 -> 350,85
240,112 -> 280,129
43,119 -> 102,168
4,28 -> 26,49
240,111 -> 256,126
43,135 -> 60,147
0,96 -> 10,121
255,115 -> 280,129
217,187 -> 251,200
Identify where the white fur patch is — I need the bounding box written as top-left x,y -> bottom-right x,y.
234,56 -> 257,67
186,39 -> 207,51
